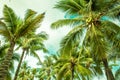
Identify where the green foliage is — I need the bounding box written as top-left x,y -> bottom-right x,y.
3,5 -> 17,34
60,26 -> 84,55
51,18 -> 83,29
36,55 -> 56,80
16,12 -> 45,38
51,0 -> 120,80
115,68 -> 120,80
0,4 -> 47,80
0,44 -> 20,80
17,62 -> 36,80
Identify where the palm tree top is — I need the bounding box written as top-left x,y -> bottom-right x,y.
55,0 -> 120,17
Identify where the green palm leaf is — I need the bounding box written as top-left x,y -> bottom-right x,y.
51,18 -> 83,29
24,9 -> 37,21
0,21 -> 11,39
75,64 -> 92,78
3,5 -> 17,34
54,0 -> 85,14
17,12 -> 45,38
60,25 -> 84,55
57,63 -> 70,80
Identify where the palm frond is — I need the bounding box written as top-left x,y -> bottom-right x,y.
12,53 -> 20,61
54,0 -> 85,15
0,21 -> 11,39
75,64 -> 92,78
51,18 -> 83,29
3,5 -> 17,34
60,25 -> 84,55
101,20 -> 120,52
24,9 -> 37,21
17,12 -> 45,37
57,63 -> 70,80
92,65 -> 103,76
0,43 -> 9,58
37,31 -> 48,40
106,1 -> 120,17
30,50 -> 41,63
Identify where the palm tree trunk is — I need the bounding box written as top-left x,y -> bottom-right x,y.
0,39 -> 15,80
102,58 -> 115,80
13,48 -> 26,80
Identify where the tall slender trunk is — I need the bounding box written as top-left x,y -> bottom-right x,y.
0,39 -> 15,80
102,58 -> 115,80
13,48 -> 26,80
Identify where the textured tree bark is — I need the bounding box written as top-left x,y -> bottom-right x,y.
0,39 -> 15,80
13,48 -> 26,80
102,58 -> 115,80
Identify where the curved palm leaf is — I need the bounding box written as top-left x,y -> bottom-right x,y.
51,18 -> 83,29
60,25 -> 84,55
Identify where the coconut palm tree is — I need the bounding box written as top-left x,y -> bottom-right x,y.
17,61 -> 37,80
13,31 -> 48,80
55,46 -> 93,80
0,5 -> 45,79
36,55 -> 57,80
51,0 -> 120,80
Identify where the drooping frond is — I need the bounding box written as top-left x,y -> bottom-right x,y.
51,18 -> 83,29
37,31 -> 48,40
60,25 -> 84,55
101,20 -> 120,52
57,63 -> 70,80
0,43 -> 9,58
75,64 -> 92,79
12,53 -> 20,61
106,1 -> 120,17
29,50 -> 41,63
90,25 -> 109,60
0,21 -> 11,39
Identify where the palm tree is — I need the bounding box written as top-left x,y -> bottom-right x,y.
17,61 -> 37,80
0,5 -> 45,79
51,0 -> 120,80
0,43 -> 20,80
36,55 -> 57,80
55,45 -> 93,80
14,31 -> 48,80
